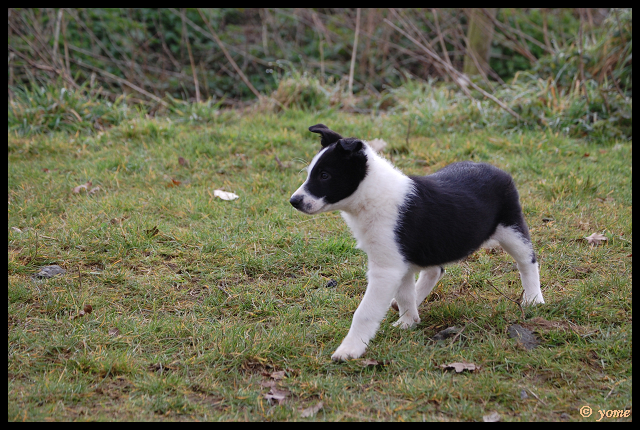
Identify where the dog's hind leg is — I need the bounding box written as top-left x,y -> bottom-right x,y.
415,266 -> 445,307
391,266 -> 444,312
392,269 -> 420,329
494,224 -> 544,305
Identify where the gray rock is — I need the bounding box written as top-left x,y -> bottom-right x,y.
32,265 -> 66,279
508,324 -> 539,350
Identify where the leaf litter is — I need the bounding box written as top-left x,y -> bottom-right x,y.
584,232 -> 608,246
440,362 -> 478,373
299,401 -> 324,418
70,304 -> 93,320
213,189 -> 239,201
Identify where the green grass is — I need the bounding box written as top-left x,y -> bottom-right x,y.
8,109 -> 632,421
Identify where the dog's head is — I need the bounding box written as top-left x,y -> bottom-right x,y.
290,124 -> 368,214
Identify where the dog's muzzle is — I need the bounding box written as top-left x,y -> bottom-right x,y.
289,194 -> 304,210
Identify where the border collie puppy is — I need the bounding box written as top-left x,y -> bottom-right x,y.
290,124 -> 544,361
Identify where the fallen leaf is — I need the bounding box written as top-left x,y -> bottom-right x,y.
264,388 -> 289,405
83,304 -> 93,314
145,226 -> 160,237
440,362 -> 477,373
584,232 -> 607,246
11,227 -> 22,233
167,178 -> 182,187
213,189 -> 239,201
483,411 -> 501,422
299,401 -> 324,418
178,156 -> 188,166
73,181 -> 92,194
108,327 -> 120,336
360,358 -> 391,367
269,370 -> 286,380
88,186 -> 101,195
110,215 -> 130,225
367,138 -> 388,153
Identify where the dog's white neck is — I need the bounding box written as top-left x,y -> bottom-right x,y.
340,145 -> 413,261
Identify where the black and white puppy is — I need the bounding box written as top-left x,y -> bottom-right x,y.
290,124 -> 544,361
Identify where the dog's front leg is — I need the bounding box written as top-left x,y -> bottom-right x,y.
331,265 -> 406,361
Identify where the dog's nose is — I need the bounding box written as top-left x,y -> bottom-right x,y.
289,194 -> 303,209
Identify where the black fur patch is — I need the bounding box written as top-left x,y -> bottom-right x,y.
304,139 -> 368,204
395,162 -> 531,267
309,124 -> 344,148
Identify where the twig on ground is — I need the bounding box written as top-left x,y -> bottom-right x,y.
484,278 -> 525,320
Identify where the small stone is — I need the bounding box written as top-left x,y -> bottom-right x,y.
32,265 -> 66,279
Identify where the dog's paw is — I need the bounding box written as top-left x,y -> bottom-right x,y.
331,341 -> 366,361
392,314 -> 420,329
522,294 -> 545,306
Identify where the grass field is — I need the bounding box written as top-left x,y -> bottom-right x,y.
8,109 -> 632,421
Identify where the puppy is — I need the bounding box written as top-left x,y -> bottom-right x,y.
290,124 -> 543,361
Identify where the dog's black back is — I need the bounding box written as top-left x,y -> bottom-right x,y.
395,161 -> 531,267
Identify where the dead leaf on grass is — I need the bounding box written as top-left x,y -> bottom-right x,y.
110,215 -> 130,225
264,387 -> 289,405
268,370 -> 286,380
145,226 -> 160,237
178,156 -> 188,166
483,411 -> 501,422
69,304 -> 93,320
88,186 -> 101,195
299,401 -> 324,418
440,362 -> 478,373
213,189 -> 239,201
166,178 -> 182,188
584,232 -> 608,246
360,358 -> 391,367
367,138 -> 387,153
73,181 -> 92,193
108,327 -> 120,336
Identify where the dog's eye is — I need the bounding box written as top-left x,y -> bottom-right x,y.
320,171 -> 330,180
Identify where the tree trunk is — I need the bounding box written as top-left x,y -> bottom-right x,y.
463,8 -> 498,77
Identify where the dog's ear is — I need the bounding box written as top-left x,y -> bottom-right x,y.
337,138 -> 363,154
309,124 -> 343,148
